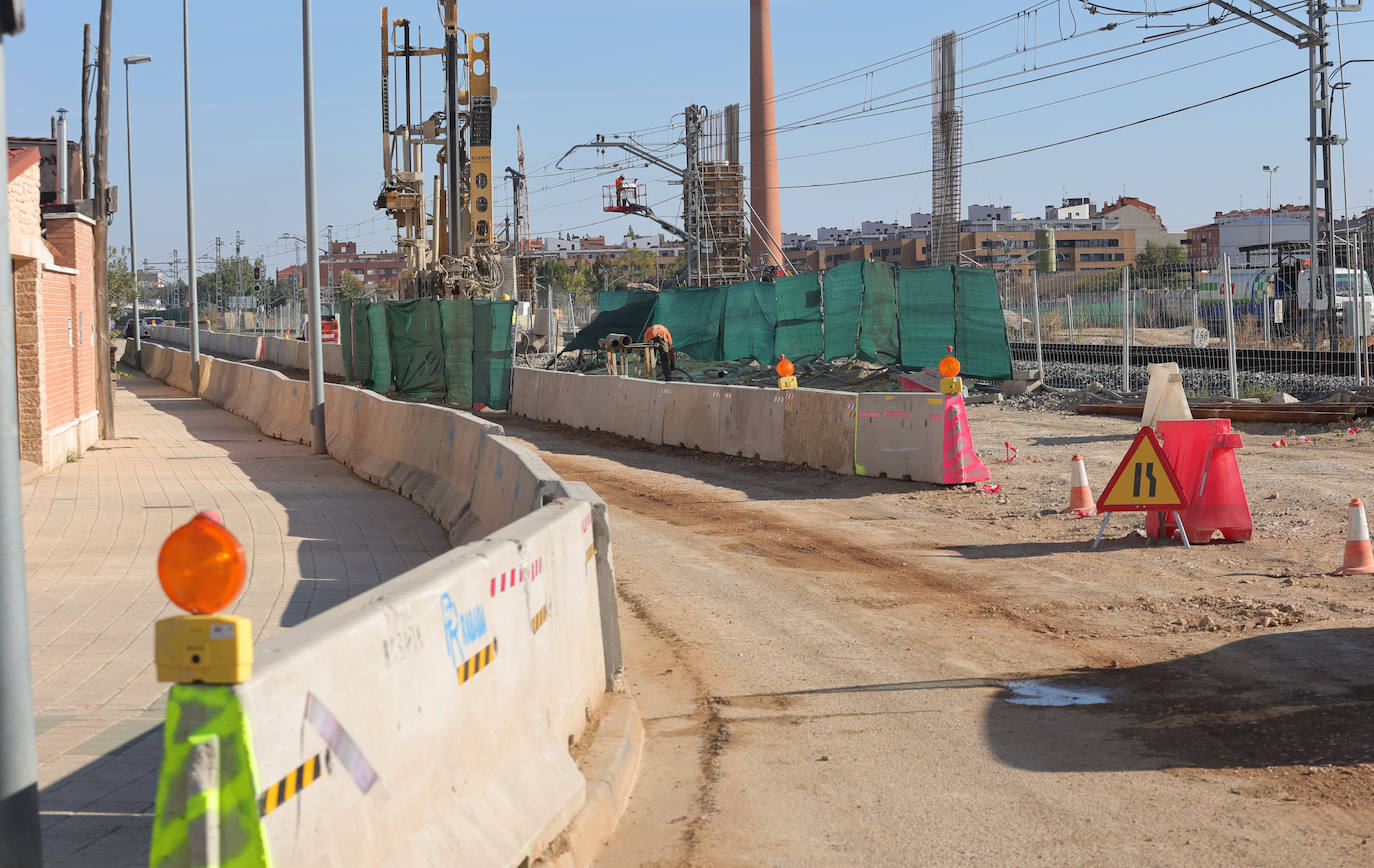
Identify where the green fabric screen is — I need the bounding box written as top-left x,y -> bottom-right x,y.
721,280 -> 777,362
597,289 -> 657,313
898,266 -> 957,369
773,273 -> 823,364
565,296 -> 657,352
366,303 -> 393,391
386,298 -> 447,397
857,261 -> 900,364
440,299 -> 474,407
821,261 -> 864,360
952,267 -> 1012,380
472,299 -> 515,410
649,285 -> 727,360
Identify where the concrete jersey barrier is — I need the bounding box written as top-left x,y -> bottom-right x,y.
136,345 -> 631,867
147,325 -> 344,377
151,499 -> 607,868
511,368 -> 991,485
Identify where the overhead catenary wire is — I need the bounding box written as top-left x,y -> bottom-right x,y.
761,68 -> 1306,190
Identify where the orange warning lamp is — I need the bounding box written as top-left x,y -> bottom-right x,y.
776,354 -> 797,390
938,346 -> 961,378
158,511 -> 246,614
939,346 -> 963,395
154,511 -> 254,684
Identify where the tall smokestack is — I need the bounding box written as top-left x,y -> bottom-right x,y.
749,0 -> 781,269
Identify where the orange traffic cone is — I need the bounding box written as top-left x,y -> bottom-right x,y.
1334,498 -> 1374,575
1062,454 -> 1096,516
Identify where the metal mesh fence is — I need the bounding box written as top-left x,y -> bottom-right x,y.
1002,257 -> 1374,399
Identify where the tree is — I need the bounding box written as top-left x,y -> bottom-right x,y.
106,246 -> 137,323
1136,240 -> 1187,270
338,269 -> 365,301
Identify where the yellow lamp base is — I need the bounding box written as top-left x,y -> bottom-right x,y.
940,376 -> 963,395
155,614 -> 253,684
778,375 -> 798,390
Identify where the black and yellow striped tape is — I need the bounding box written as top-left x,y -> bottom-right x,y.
260,752 -> 327,816
531,605 -> 549,634
457,638 -> 497,685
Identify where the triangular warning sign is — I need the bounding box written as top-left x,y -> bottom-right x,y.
1097,427 -> 1189,512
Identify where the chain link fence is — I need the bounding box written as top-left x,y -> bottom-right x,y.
1002,257 -> 1374,399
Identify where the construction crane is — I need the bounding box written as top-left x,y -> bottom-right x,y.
374,2 -> 502,298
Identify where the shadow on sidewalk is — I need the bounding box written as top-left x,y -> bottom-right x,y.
121,374 -> 445,629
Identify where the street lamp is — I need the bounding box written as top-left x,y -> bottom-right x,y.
123,54 -> 151,354
180,0 -> 201,394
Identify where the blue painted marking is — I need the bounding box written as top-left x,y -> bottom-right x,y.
440,593 -> 463,669
495,460 -> 504,480
514,479 -> 521,502
459,606 -> 487,645
355,398 -> 360,410
449,427 -> 455,443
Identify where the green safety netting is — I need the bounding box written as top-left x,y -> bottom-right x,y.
558,263 -> 1010,378
472,299 -> 515,410
386,298 -> 447,398
440,299 -> 474,406
952,267 -> 1012,380
597,289 -> 658,313
821,261 -> 864,360
897,266 -> 957,369
857,260 -> 900,364
651,285 -> 728,360
773,273 -> 823,364
365,303 -> 393,391
565,295 -> 657,352
341,299 -> 374,385
721,280 -> 777,362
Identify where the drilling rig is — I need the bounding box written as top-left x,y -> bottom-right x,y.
375,2 -> 502,298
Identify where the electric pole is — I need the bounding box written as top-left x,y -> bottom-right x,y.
214,236 -> 223,320
1210,1 -> 1342,350
93,0 -> 114,436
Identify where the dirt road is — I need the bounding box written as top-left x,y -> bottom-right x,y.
499,407 -> 1374,866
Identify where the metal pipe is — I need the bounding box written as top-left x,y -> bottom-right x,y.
302,0 -> 327,454
0,31 -> 46,867
182,0 -> 200,393
55,108 -> 68,204
444,21 -> 460,259
1223,255 -> 1240,398
1308,0 -> 1320,351
402,19 -> 412,174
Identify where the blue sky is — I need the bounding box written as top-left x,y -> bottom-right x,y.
7,1 -> 1372,277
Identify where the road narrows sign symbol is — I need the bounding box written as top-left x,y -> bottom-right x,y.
1096,427 -> 1189,512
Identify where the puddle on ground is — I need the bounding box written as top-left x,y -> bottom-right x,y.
1003,679 -> 1116,707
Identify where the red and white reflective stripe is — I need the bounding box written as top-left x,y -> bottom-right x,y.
1348,499 -> 1370,542
488,558 -> 544,596
1070,454 -> 1090,489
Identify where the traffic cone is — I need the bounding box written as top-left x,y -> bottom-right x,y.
1061,454 -> 1096,516
1334,498 -> 1374,576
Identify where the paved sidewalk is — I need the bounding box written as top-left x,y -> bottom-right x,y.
22,371 -> 450,866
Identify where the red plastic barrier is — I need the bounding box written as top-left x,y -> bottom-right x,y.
1147,419 -> 1252,543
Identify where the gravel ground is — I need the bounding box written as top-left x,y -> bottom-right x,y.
1013,359 -> 1367,402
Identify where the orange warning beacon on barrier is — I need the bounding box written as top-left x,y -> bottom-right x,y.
154,511 -> 254,684
776,354 -> 797,390
939,346 -> 963,395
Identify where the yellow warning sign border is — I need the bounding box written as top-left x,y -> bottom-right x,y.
1096,426 -> 1189,512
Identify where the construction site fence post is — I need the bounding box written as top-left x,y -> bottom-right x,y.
1067,294 -> 1074,343
1031,268 -> 1044,378
1120,265 -> 1130,393
1223,254 -> 1239,399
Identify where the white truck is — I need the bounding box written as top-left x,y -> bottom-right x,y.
1197,263 -> 1373,335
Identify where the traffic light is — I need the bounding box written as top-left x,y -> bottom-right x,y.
253,265 -> 261,293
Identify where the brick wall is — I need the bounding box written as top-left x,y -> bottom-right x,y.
13,258 -> 43,463
39,214 -> 97,439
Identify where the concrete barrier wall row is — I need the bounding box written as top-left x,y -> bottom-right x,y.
512,368 -> 988,484
148,325 -> 344,377
139,348 -> 628,865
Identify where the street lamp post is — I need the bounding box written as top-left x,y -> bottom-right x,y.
123,55 -> 151,355
181,0 -> 200,394
301,0 -> 326,453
